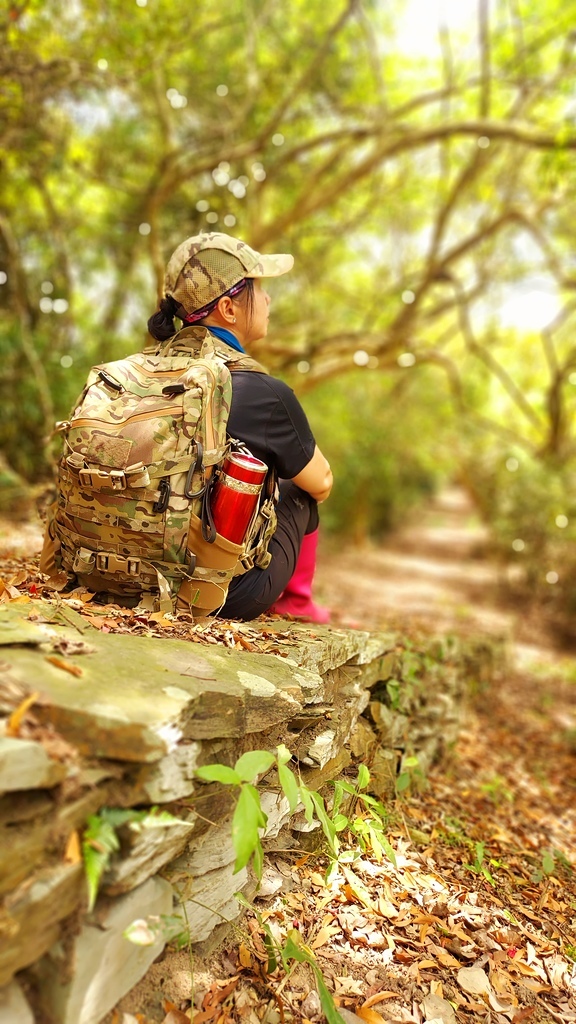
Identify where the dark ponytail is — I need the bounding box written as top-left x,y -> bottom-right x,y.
147,294 -> 181,341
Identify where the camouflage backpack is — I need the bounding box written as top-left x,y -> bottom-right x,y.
46,326 -> 277,616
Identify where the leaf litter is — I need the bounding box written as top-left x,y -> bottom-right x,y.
102,654 -> 576,1024
1,552 -> 575,1024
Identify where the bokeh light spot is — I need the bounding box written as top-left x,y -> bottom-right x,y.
353,349 -> 370,366
397,352 -> 416,367
297,361 -> 310,374
212,168 -> 230,186
216,84 -> 229,97
556,514 -> 568,528
402,290 -> 415,304
506,457 -> 519,472
138,222 -> 151,235
60,355 -> 73,368
272,133 -> 285,146
196,200 -> 209,212
512,538 -> 525,552
546,571 -> 559,584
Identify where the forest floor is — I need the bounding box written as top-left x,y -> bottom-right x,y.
1,490 -> 576,1024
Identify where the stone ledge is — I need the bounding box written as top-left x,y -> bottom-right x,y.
0,599 -> 505,1023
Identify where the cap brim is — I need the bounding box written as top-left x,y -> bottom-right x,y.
246,253 -> 294,279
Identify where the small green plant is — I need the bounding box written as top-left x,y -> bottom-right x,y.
195,750 -> 397,884
532,846 -> 573,882
396,754 -> 425,795
437,816 -> 474,849
195,744 -> 299,879
82,806 -> 187,911
235,894 -> 346,1024
329,763 -> 396,870
464,840 -> 500,886
479,774 -> 514,804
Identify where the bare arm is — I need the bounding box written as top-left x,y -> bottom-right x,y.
292,445 -> 333,502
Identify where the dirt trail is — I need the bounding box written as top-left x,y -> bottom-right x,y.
316,487 -> 498,630
315,486 -> 564,678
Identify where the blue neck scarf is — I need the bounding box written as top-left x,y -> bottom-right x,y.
208,326 -> 246,353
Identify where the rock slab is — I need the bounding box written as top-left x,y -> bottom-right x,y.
35,876 -> 173,1024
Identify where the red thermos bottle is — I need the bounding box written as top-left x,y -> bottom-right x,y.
210,452 -> 268,544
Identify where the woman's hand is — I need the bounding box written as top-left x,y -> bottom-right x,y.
292,445 -> 333,503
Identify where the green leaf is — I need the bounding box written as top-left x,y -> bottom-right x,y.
278,762 -> 300,813
195,764 -> 241,785
311,791 -> 339,855
331,781 -> 344,818
263,923 -> 278,973
129,809 -> 188,832
276,743 -> 292,765
98,807 -> 143,829
542,849 -> 555,875
380,835 -> 397,868
253,838 -> 264,881
367,825 -> 383,862
359,793 -> 389,819
299,785 -> 315,825
356,763 -> 370,790
82,842 -> 108,912
234,750 -> 275,782
312,963 -> 348,1024
82,813 -> 121,911
232,784 -> 267,873
335,780 -> 356,796
332,813 -> 349,832
325,859 -> 340,884
396,772 -> 411,793
282,937 -> 346,1024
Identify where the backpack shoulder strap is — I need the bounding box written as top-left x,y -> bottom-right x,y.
144,327 -> 269,374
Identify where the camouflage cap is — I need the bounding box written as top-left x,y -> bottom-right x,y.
164,232 -> 294,315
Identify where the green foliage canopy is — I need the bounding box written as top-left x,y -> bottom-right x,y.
4,0 -> 576,567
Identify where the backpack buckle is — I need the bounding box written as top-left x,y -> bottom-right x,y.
79,468 -> 126,490
110,470 -> 126,490
96,552 -> 141,576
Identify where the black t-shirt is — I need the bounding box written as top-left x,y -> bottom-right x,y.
227,371 -> 315,479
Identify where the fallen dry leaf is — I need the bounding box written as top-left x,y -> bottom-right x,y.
421,992 -> 456,1024
361,992 -> 401,1009
238,943 -> 252,968
6,690 -> 39,736
310,923 -> 341,950
457,966 -> 492,998
162,1011 -> 191,1024
64,830 -> 82,865
512,1008 -> 536,1022
355,1006 -> 389,1024
45,655 -> 83,677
